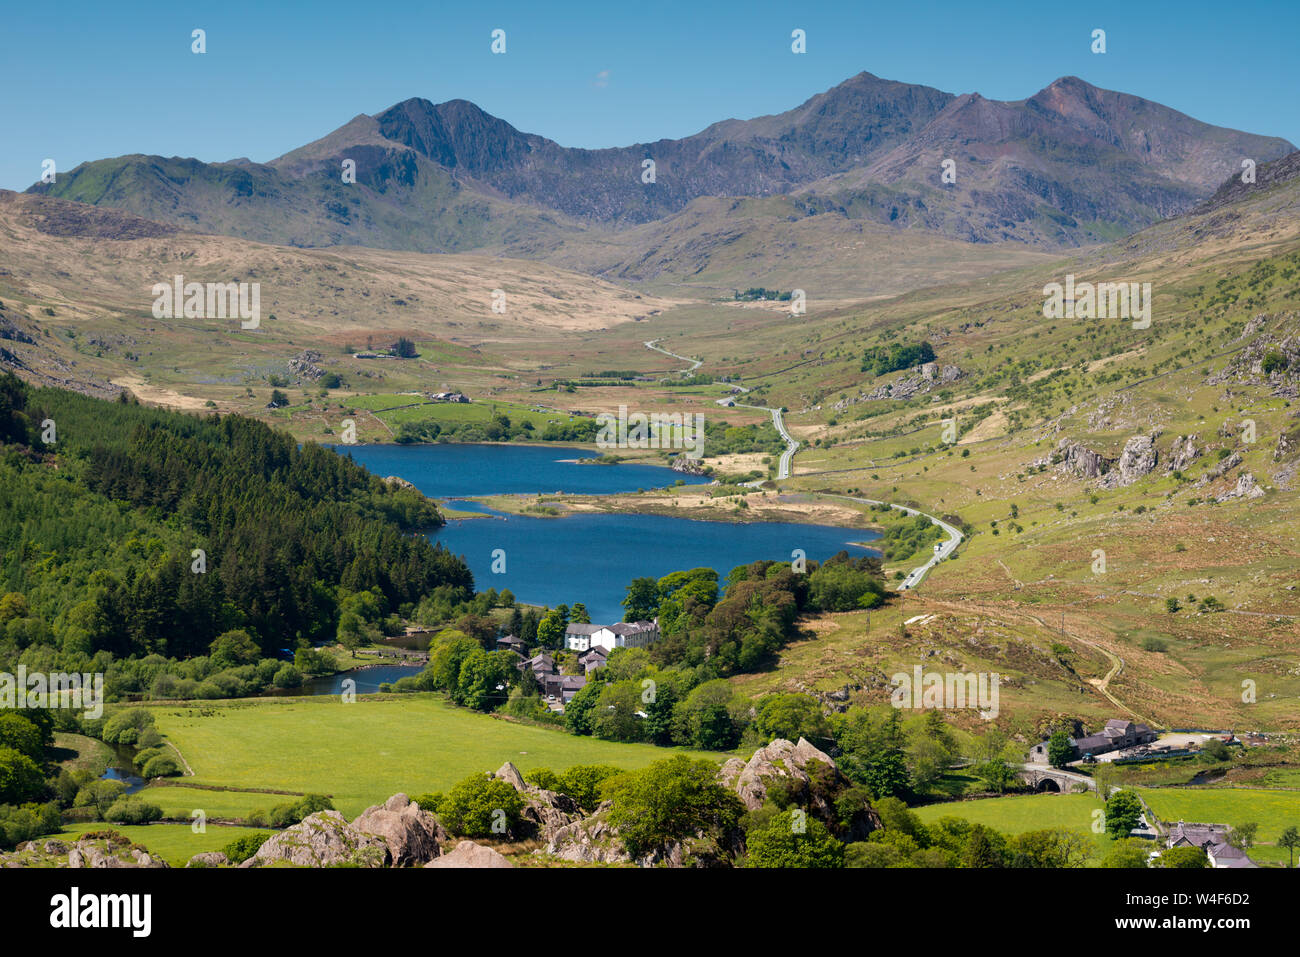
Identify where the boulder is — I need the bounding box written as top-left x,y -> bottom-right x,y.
424,841 -> 513,869
1042,438 -> 1112,479
186,851 -> 230,868
494,762 -> 528,791
1216,471 -> 1265,502
720,737 -> 879,840
243,810 -> 390,868
544,803 -> 632,865
351,793 -> 445,867
494,762 -> 583,842
720,737 -> 839,811
66,837 -> 169,869
1166,434 -> 1200,472
1196,451 -> 1243,486
1099,434 -> 1158,488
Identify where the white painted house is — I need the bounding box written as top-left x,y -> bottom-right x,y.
565,620 -> 659,652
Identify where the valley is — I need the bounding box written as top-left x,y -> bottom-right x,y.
4,37 -> 1300,886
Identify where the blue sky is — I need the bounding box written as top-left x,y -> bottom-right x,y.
2,0 -> 1297,191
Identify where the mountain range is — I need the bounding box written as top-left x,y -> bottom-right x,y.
25,71 -> 1297,290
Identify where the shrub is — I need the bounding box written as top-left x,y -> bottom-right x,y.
222,832 -> 272,864
103,796 -> 163,825
0,746 -> 44,805
604,755 -> 746,858
101,709 -> 156,746
140,755 -> 181,778
438,774 -> 525,838
556,765 -> 621,812
73,779 -> 127,818
743,809 -> 844,868
262,793 -> 334,828
522,769 -> 560,792
410,792 -> 443,814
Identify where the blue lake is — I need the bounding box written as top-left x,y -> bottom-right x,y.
336,443 -> 711,497
336,443 -> 879,622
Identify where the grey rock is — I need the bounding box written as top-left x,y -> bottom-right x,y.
424,841 -> 513,868
245,810 -> 391,868
351,792 -> 446,867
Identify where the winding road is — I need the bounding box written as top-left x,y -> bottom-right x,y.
645,338 -> 799,479
643,339 -> 961,586
836,496 -> 963,591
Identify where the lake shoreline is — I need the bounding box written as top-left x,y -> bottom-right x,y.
454,489 -> 883,530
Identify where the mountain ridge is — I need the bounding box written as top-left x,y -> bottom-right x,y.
26,71 -> 1295,276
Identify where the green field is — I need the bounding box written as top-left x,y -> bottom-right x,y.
136,785 -> 293,822
1137,787 -> 1300,843
147,694 -> 725,817
913,792 -> 1116,860
345,393 -> 569,431
58,823 -> 270,868
914,793 -> 1103,836
51,732 -> 114,777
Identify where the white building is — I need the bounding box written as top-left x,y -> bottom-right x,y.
564,620 -> 659,652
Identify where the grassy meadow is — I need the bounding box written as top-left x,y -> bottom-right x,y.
145,694 -> 726,818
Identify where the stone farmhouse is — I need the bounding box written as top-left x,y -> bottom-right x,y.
513,651 -> 587,706
1029,718 -> 1158,763
1165,822 -> 1258,868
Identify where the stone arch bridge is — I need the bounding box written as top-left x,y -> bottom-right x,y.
1017,766 -> 1096,793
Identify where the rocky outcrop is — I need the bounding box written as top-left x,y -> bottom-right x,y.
1216,471 -> 1265,502
863,365 -> 963,402
352,793 -> 446,866
1037,438 -> 1112,480
544,803 -> 633,865
425,841 -> 513,868
3,834 -> 170,869
720,737 -> 835,811
186,851 -> 230,868
1166,434 -> 1200,472
288,349 -> 325,381
1196,451 -> 1242,486
718,737 -> 879,841
242,810 -> 391,868
1208,313 -> 1300,397
1098,434 -> 1159,488
494,762 -> 527,791
1275,416 -> 1300,463
494,762 -> 583,843
0,316 -> 35,344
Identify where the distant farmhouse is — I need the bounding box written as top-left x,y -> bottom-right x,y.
495,634 -> 528,656
428,391 -> 470,403
513,651 -> 587,706
564,620 -> 660,652
579,646 -> 608,674
1029,718 -> 1158,763
1166,822 -> 1258,869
